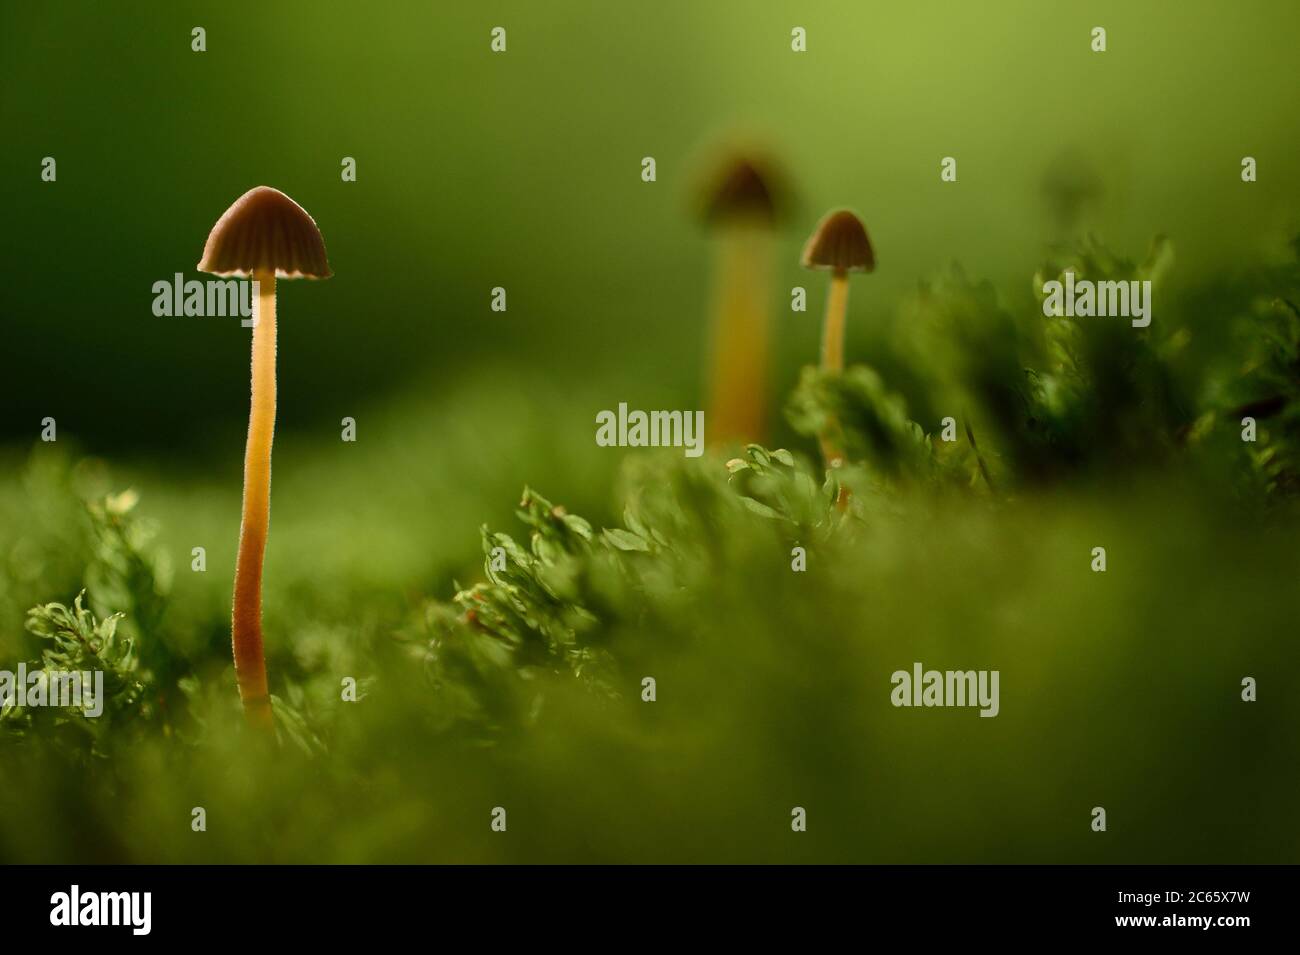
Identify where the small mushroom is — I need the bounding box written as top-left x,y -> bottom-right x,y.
800,209 -> 874,469
698,154 -> 787,448
198,186 -> 332,730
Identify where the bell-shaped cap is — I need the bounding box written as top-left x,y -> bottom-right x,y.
699,155 -> 785,226
198,186 -> 332,279
800,209 -> 874,273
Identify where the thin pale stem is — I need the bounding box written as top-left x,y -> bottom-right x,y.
231,268 -> 276,731
821,270 -> 849,374
819,270 -> 850,479
706,228 -> 773,447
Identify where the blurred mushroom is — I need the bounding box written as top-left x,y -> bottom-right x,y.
1040,147 -> 1102,236
698,154 -> 788,448
198,186 -> 332,730
801,209 -> 874,468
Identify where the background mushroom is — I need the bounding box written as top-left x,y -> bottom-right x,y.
800,208 -> 875,469
697,153 -> 788,448
198,186 -> 332,730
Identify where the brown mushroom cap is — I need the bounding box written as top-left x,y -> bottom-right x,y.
700,156 -> 783,226
198,186 -> 332,279
800,209 -> 874,273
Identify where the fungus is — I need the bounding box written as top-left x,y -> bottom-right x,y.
198,186 -> 332,729
698,154 -> 788,447
800,209 -> 874,470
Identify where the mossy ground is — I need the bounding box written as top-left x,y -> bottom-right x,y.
2,239 -> 1298,862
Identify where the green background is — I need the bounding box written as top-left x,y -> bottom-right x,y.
3,1 -> 1296,454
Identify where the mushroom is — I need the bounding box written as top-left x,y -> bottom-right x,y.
698,154 -> 787,448
198,186 -> 332,730
800,209 -> 874,469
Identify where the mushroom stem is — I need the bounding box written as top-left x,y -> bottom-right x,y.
706,228 -> 773,446
818,269 -> 850,470
231,268 -> 277,731
820,270 -> 848,373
